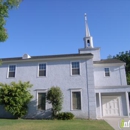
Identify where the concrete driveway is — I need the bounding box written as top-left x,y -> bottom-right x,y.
104,117 -> 130,130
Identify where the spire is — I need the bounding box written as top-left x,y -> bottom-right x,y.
84,13 -> 90,37
83,13 -> 94,48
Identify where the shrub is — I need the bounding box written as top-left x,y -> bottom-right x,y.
47,86 -> 63,117
56,112 -> 74,120
0,81 -> 33,118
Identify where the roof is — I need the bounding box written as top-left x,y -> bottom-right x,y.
1,53 -> 93,62
93,59 -> 125,64
95,85 -> 130,89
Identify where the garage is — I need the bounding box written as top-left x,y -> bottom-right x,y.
102,96 -> 120,117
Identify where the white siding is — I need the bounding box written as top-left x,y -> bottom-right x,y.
94,65 -> 127,87
0,58 -> 96,119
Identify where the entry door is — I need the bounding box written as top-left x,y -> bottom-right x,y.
102,96 -> 120,116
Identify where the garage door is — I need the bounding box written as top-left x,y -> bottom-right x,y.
102,96 -> 120,116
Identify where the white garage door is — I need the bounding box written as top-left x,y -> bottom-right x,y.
102,96 -> 120,116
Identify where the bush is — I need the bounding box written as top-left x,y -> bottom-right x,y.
47,86 -> 63,117
0,81 -> 33,118
56,112 -> 74,120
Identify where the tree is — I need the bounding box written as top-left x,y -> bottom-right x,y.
0,0 -> 22,42
113,51 -> 130,85
0,81 -> 33,118
127,73 -> 130,85
46,86 -> 63,117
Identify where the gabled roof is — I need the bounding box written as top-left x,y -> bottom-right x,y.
93,59 -> 125,64
1,53 -> 93,62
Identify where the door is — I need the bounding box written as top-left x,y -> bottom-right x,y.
102,96 -> 120,116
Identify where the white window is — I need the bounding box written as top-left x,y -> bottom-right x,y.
8,65 -> 16,78
38,63 -> 46,77
71,89 -> 82,110
71,62 -> 80,75
104,68 -> 110,77
38,93 -> 46,110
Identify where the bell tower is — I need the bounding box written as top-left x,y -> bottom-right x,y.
79,13 -> 101,61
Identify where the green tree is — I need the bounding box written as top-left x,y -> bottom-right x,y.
47,86 -> 63,118
113,51 -> 130,85
0,0 -> 22,42
0,81 -> 33,118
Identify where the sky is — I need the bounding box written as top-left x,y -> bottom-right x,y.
0,0 -> 130,59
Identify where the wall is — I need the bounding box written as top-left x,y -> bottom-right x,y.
0,58 -> 96,119
94,65 -> 127,87
79,48 -> 100,61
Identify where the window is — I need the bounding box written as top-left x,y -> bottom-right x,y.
72,91 -> 81,110
87,40 -> 90,47
8,65 -> 16,78
71,62 -> 80,75
38,63 -> 46,77
104,68 -> 110,76
38,93 -> 46,110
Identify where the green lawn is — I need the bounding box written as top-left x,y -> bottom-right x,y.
0,119 -> 114,130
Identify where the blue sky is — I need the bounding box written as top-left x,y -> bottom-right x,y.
0,0 -> 130,59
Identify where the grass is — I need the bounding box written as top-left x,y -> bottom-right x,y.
0,119 -> 114,130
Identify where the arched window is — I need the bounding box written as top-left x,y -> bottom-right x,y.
87,40 -> 90,47
87,40 -> 90,43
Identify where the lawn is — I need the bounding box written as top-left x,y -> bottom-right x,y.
0,119 -> 114,130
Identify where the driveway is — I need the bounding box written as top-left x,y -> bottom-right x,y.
104,117 -> 130,130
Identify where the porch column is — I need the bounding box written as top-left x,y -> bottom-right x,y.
125,91 -> 129,117
99,93 -> 102,118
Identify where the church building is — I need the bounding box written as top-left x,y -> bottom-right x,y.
0,14 -> 130,119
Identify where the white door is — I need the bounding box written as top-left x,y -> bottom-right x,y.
102,96 -> 120,116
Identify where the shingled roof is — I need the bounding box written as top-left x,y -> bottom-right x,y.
93,59 -> 125,64
1,53 -> 93,62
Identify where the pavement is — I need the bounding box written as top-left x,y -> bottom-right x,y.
104,117 -> 130,130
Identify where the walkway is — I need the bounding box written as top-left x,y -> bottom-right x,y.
104,117 -> 130,130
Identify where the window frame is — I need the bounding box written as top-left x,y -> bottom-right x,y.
70,61 -> 81,76
104,68 -> 110,77
7,64 -> 17,78
36,90 -> 47,111
70,89 -> 82,111
37,62 -> 47,77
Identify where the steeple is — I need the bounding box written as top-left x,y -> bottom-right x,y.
84,13 -> 90,37
79,14 -> 101,61
83,13 -> 94,48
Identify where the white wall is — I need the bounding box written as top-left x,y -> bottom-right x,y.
94,65 -> 127,87
79,48 -> 100,61
0,58 -> 96,119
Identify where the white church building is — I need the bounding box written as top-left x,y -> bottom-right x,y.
0,14 -> 130,119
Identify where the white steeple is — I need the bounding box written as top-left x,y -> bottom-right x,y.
83,13 -> 94,48
84,13 -> 90,37
79,14 -> 101,61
